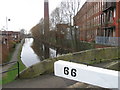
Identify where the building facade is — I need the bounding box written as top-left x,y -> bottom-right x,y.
74,0 -> 120,46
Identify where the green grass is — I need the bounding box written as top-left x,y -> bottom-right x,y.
0,77 -> 2,84
1,40 -> 26,85
2,60 -> 26,84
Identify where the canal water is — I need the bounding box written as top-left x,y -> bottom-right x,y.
21,38 -> 69,67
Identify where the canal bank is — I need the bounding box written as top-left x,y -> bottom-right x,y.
2,39 -> 26,84
2,39 -> 25,73
19,46 -> 120,79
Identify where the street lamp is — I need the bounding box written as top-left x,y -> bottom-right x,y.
6,17 -> 10,49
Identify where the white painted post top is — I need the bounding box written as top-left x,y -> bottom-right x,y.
54,60 -> 119,89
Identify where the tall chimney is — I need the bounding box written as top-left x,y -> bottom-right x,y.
44,0 -> 49,59
44,0 -> 49,36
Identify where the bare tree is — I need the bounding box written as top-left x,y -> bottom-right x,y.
31,18 -> 45,40
49,0 -> 81,51
59,0 -> 81,26
50,7 -> 60,29
50,7 -> 65,30
59,0 -> 81,50
50,0 -> 81,30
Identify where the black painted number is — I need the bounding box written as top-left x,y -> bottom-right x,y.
71,69 -> 77,77
64,67 -> 69,75
64,67 -> 77,77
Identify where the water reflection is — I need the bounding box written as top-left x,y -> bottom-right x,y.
21,38 -> 69,67
21,38 -> 40,67
31,39 -> 56,60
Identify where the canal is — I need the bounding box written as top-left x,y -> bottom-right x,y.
21,38 -> 69,67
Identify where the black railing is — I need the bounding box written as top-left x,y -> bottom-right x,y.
0,61 -> 20,78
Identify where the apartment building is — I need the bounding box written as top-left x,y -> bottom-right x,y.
74,0 -> 120,46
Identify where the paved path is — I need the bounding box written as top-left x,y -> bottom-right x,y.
3,74 -> 77,88
2,39 -> 24,76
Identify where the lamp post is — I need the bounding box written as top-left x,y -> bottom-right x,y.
6,17 -> 10,49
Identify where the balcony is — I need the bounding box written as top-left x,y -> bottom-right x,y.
103,2 -> 116,12
96,36 -> 120,46
102,21 -> 115,27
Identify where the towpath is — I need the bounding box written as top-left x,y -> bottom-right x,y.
2,39 -> 24,76
3,74 -> 77,88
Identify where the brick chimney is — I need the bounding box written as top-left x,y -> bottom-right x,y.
44,0 -> 49,35
44,0 -> 50,58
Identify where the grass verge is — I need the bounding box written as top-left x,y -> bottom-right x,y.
2,39 -> 26,85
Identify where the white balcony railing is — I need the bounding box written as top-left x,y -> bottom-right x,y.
96,36 -> 120,46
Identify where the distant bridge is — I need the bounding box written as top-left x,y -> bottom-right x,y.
25,34 -> 33,38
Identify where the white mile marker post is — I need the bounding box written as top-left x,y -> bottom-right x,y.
54,60 -> 119,89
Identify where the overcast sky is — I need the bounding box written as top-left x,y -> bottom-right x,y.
0,0 -> 86,33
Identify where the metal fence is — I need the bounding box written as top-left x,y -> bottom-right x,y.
96,36 -> 120,46
0,61 -> 20,78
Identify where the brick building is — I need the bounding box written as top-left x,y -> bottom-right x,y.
74,0 -> 120,46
